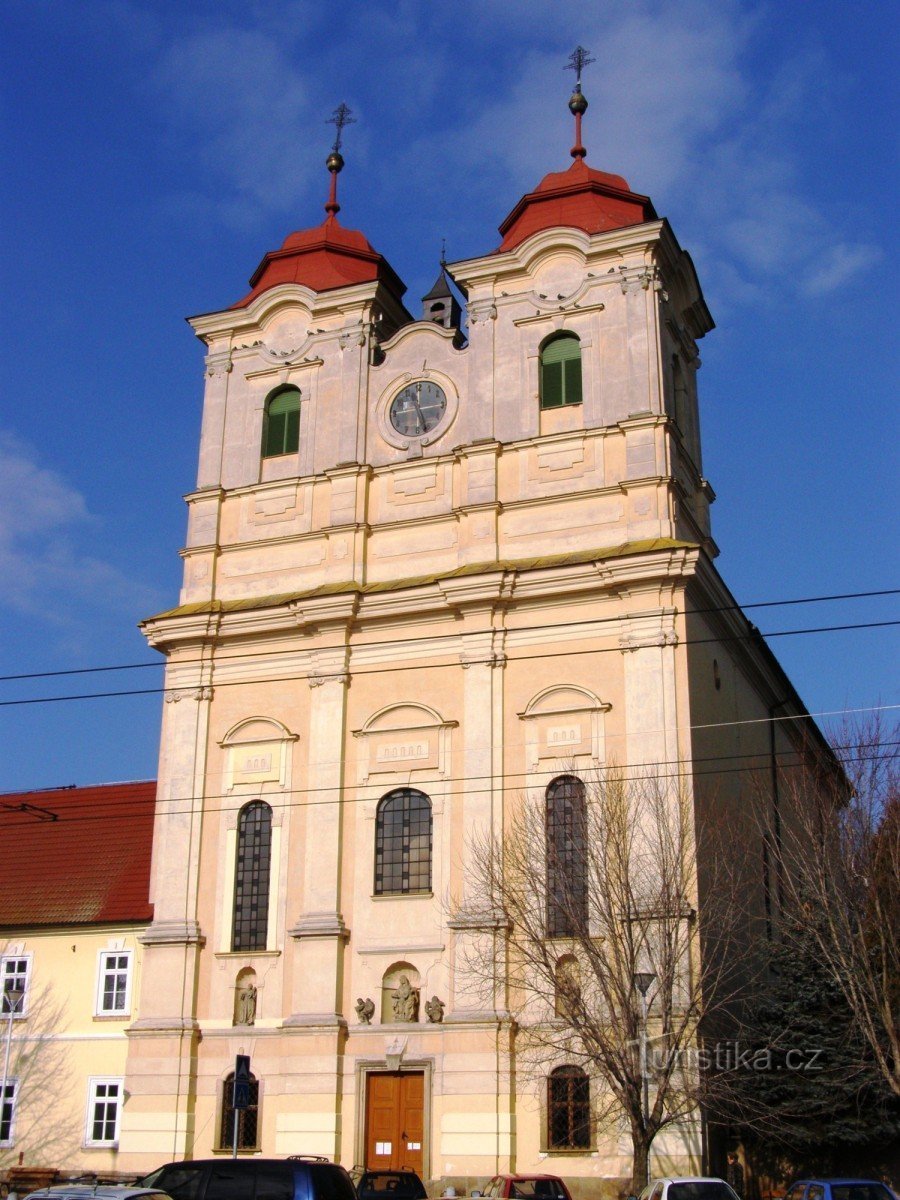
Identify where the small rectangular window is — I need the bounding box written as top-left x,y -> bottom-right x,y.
97,950 -> 132,1015
1,956 -> 30,1016
0,1080 -> 17,1145
86,1078 -> 123,1146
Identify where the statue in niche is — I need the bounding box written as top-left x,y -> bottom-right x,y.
391,975 -> 419,1022
424,995 -> 445,1023
234,982 -> 257,1026
356,997 -> 376,1024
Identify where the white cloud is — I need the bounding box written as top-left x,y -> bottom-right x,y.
0,433 -> 159,620
800,243 -> 882,296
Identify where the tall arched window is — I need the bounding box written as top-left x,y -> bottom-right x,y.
219,1070 -> 260,1151
232,801 -> 272,952
548,1065 -> 590,1149
261,387 -> 300,458
546,775 -> 587,937
540,334 -> 583,410
375,788 -> 432,895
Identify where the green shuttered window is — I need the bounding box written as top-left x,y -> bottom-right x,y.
262,388 -> 300,458
540,335 -> 583,409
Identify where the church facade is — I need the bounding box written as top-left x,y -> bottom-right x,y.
118,87 -> 813,1193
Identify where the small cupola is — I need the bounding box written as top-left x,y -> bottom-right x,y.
421,265 -> 462,330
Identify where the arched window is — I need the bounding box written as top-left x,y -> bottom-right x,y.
546,775 -> 587,937
261,387 -> 300,458
232,801 -> 272,952
540,334 -> 583,410
375,788 -> 432,895
219,1070 -> 260,1151
548,1065 -> 590,1149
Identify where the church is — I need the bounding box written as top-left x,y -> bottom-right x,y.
113,60 -> 817,1194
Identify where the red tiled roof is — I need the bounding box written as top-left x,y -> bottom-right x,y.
497,158 -> 656,252
0,782 -> 156,928
233,214 -> 406,306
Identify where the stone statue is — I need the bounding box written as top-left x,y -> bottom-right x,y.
235,982 -> 257,1026
356,996 -> 375,1024
391,975 -> 419,1022
424,995 -> 445,1023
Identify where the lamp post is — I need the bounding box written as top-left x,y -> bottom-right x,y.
0,986 -> 24,1140
634,971 -> 656,1187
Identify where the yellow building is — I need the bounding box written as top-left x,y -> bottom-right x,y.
0,782 -> 155,1179
115,79 -> 826,1195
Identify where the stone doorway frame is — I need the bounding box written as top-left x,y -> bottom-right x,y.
354,1058 -> 434,1182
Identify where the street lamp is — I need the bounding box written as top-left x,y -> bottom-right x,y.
0,986 -> 24,1141
634,971 -> 656,1187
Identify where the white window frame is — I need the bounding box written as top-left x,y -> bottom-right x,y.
85,1077 -> 124,1147
95,949 -> 133,1017
1,955 -> 32,1018
0,1078 -> 17,1146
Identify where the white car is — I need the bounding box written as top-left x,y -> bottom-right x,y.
26,1189 -> 174,1200
639,1180 -> 740,1200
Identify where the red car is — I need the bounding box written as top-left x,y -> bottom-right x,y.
483,1178 -> 574,1200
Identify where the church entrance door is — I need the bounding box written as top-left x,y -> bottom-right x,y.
364,1071 -> 424,1174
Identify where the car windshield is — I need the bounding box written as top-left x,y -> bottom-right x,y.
139,1167 -> 205,1200
669,1185 -> 737,1200
358,1175 -> 425,1197
832,1188 -> 893,1200
510,1184 -> 568,1199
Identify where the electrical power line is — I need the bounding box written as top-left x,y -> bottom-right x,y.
1,587 -> 897,685
1,618 -> 897,709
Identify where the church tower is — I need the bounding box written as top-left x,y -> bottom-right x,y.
121,64 -> 802,1191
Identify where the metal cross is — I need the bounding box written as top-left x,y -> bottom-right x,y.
327,102 -> 356,153
564,45 -> 596,89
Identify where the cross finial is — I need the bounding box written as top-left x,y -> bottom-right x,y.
324,102 -> 355,218
327,102 -> 356,154
564,45 -> 594,160
565,45 -> 595,91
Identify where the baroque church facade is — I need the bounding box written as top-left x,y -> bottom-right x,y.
118,80 -> 810,1191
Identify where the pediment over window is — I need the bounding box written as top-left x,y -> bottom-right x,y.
353,703 -> 457,783
519,685 -> 610,770
219,717 -> 298,791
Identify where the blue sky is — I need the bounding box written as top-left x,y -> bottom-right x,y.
1,0 -> 897,791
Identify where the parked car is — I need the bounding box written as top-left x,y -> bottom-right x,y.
140,1157 -> 356,1200
638,1179 -> 740,1200
25,1189 -> 174,1200
351,1171 -> 427,1200
785,1182 -> 897,1200
482,1177 -> 573,1200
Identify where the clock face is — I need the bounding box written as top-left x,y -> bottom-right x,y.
389,380 -> 447,437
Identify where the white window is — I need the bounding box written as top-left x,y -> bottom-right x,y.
97,951 -> 132,1015
86,1078 -> 123,1146
0,1079 -> 17,1146
1,956 -> 30,1016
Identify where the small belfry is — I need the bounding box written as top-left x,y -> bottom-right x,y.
115,50 -> 827,1198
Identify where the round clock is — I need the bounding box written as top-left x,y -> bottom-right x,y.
389,380 -> 447,437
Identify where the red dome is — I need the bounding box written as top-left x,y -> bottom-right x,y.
497,158 -> 656,252
233,215 -> 405,307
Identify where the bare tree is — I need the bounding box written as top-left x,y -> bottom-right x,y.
0,955 -> 76,1173
461,767 -> 747,1194
772,712 -> 900,1097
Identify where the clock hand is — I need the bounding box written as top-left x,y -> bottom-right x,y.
413,397 -> 425,434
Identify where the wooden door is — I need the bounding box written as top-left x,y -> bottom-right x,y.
365,1071 -> 424,1174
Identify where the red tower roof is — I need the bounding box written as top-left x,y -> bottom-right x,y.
233,214 -> 406,307
497,157 -> 656,253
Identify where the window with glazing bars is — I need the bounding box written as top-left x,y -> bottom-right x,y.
99,951 -> 131,1013
219,1071 -> 259,1150
548,1064 -> 590,1149
539,334 -> 583,409
261,388 -> 300,457
546,775 -> 588,937
232,801 -> 272,952
0,1081 -> 16,1144
374,788 -> 432,894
